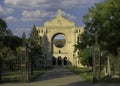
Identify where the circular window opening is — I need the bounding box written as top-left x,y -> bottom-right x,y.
53,35 -> 66,48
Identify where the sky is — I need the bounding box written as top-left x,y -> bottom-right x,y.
0,0 -> 103,37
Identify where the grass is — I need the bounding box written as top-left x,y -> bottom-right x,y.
2,67 -> 52,83
67,66 -> 93,82
100,75 -> 120,83
31,67 -> 52,81
2,71 -> 21,83
67,66 -> 120,83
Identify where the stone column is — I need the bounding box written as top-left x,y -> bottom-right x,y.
62,58 -> 64,66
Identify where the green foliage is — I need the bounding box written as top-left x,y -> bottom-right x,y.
76,31 -> 94,50
28,25 -> 42,56
77,0 -> 120,55
30,25 -> 39,44
75,0 -> 120,66
4,36 -> 22,51
5,29 -> 13,36
0,18 -> 23,76
0,18 -> 25,82
0,18 -> 7,47
27,25 -> 43,72
0,18 -> 7,32
79,48 -> 92,66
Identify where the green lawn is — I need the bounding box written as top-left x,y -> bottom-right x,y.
100,75 -> 120,83
67,66 -> 120,83
2,71 -> 21,83
2,68 -> 52,83
67,66 -> 93,82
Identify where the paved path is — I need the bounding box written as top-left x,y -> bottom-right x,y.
1,67 -> 120,86
31,66 -> 85,86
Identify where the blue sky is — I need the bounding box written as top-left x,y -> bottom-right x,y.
0,0 -> 103,37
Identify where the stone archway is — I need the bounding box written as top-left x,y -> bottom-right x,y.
51,33 -> 66,53
63,57 -> 67,65
57,56 -> 62,65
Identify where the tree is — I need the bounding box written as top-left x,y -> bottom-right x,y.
79,48 -> 92,67
82,0 -> 120,54
76,0 -> 120,77
0,18 -> 7,32
28,25 -> 42,74
0,18 -> 7,82
5,29 -> 13,36
0,18 -> 22,82
22,32 -> 26,46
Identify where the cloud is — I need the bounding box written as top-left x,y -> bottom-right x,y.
2,0 -> 102,37
21,10 -> 54,22
0,6 -> 14,15
62,11 -> 76,21
21,9 -> 76,22
4,0 -> 49,9
12,27 -> 31,37
4,16 -> 17,22
61,0 -> 101,9
4,0 -> 47,5
61,0 -> 78,9
3,0 -> 100,10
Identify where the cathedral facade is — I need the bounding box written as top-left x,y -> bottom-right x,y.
35,9 -> 84,67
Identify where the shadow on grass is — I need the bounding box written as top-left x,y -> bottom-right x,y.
0,67 -> 52,84
1,71 -> 21,84
100,75 -> 120,83
61,80 -> 120,86
67,67 -> 93,82
67,67 -> 120,84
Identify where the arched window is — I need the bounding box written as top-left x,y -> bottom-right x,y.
59,50 -> 61,54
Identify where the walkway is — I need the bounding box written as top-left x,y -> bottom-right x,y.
1,67 -> 120,86
32,66 -> 85,86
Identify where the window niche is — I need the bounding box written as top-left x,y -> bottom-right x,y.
59,50 -> 61,54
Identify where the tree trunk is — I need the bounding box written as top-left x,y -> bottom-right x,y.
31,64 -> 33,75
107,55 -> 111,75
0,58 -> 2,83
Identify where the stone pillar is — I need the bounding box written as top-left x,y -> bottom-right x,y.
62,58 -> 64,66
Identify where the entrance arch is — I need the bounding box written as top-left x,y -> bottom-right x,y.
63,57 -> 67,65
57,56 -> 62,65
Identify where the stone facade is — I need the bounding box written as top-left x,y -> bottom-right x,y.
36,9 -> 84,67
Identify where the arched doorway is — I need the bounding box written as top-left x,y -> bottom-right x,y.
52,57 -> 56,65
57,56 -> 62,65
63,57 -> 67,65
